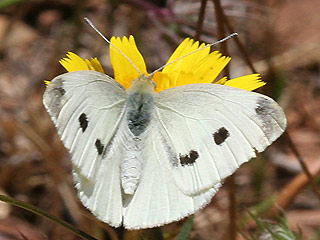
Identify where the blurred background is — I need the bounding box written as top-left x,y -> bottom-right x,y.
0,0 -> 319,239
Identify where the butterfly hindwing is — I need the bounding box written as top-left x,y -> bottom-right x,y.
72,127 -> 129,227
155,83 -> 286,195
122,120 -> 221,229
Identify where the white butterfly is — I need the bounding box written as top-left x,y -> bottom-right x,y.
43,66 -> 286,229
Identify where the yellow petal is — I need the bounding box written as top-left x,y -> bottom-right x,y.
162,38 -> 209,75
153,72 -> 170,92
174,71 -> 197,87
59,52 -> 104,73
110,36 -> 148,88
153,71 -> 196,92
84,59 -> 95,70
215,77 -> 227,85
89,57 -> 104,73
154,38 -> 210,90
59,52 -> 90,72
224,74 -> 266,91
192,52 -> 231,83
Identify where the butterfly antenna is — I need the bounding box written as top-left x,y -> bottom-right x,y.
150,33 -> 238,76
84,17 -> 142,75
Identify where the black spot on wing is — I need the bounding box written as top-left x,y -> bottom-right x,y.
255,97 -> 286,139
179,150 -> 199,166
255,99 -> 269,116
56,87 -> 65,96
213,127 -> 230,145
45,77 -> 65,120
52,77 -> 65,96
95,139 -> 104,155
79,113 -> 88,132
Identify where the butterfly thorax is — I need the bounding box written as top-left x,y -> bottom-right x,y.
121,75 -> 156,195
126,75 -> 156,136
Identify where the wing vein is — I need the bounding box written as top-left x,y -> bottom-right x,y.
185,118 -> 205,188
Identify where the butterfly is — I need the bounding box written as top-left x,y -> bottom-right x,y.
43,35 -> 286,229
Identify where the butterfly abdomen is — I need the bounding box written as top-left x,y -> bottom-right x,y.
120,134 -> 144,195
120,90 -> 155,195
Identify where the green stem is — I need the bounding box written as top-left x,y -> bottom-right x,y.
0,194 -> 97,240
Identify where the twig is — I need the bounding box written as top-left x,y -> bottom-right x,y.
271,160 -> 320,215
219,9 -> 257,73
194,0 -> 208,41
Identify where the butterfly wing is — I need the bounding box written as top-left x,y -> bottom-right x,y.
122,120 -> 222,229
43,70 -> 127,226
43,71 -> 286,228
155,83 -> 286,195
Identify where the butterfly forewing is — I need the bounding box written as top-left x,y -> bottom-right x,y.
43,71 -> 126,176
156,83 -> 286,195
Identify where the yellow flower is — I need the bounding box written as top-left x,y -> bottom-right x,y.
51,36 -> 265,92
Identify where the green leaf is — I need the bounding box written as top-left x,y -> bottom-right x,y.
176,216 -> 194,240
246,211 -> 302,240
0,0 -> 24,9
142,227 -> 164,240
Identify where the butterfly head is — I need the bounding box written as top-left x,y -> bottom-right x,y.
127,74 -> 156,94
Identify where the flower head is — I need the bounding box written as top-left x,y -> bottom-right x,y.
52,36 -> 265,92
